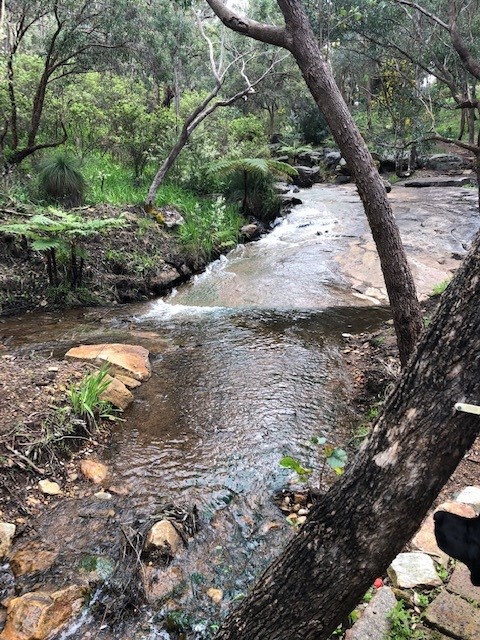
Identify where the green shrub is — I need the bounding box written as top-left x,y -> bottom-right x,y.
210,157 -> 297,221
2,207 -> 125,288
38,153 -> 86,207
177,195 -> 245,266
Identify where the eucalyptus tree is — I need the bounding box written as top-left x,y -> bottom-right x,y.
145,10 -> 287,207
392,0 -> 480,191
206,0 -> 423,368
343,1 -> 480,155
1,0 -> 130,169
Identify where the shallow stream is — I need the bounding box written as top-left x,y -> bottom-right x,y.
2,182 -> 478,638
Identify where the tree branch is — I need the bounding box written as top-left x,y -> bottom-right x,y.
394,0 -> 449,30
204,0 -> 289,49
425,132 -> 479,155
449,2 -> 480,81
6,122 -> 68,167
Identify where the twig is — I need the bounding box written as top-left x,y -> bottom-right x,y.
4,443 -> 45,474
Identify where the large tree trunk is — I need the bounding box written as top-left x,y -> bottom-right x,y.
215,228 -> 480,639
205,0 -> 423,367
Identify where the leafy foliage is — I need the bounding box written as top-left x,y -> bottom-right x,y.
175,195 -> 245,267
69,365 -> 119,429
210,157 -> 297,217
211,157 -> 298,180
279,456 -> 313,483
280,436 -> 348,487
2,207 -> 125,287
38,154 -> 86,207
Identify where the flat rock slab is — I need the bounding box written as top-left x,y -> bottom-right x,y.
425,590 -> 480,639
404,176 -> 474,188
388,552 -> 442,589
1,585 -> 85,640
345,586 -> 396,640
65,343 -> 151,382
447,563 -> 480,602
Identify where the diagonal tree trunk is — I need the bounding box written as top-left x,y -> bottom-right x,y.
205,0 -> 423,368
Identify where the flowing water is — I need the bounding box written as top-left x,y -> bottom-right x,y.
6,182 -> 472,638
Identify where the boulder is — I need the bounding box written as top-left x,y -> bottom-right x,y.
388,552 -> 443,589
324,150 -> 342,167
455,486 -> 480,507
65,343 -> 151,382
0,585 -> 85,640
79,459 -> 109,484
240,224 -> 262,241
0,523 -> 16,559
159,206 -> 184,228
100,373 -> 134,410
273,182 -> 291,194
115,374 -> 141,389
150,266 -> 184,294
293,165 -> 322,188
279,194 -> 303,207
334,175 -> 352,185
297,151 -> 322,167
144,519 -> 183,557
425,153 -> 472,171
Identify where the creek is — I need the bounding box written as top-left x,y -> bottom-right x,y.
2,182 -> 478,639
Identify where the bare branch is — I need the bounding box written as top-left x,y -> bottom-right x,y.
426,132 -> 479,155
196,12 -> 221,85
204,0 -> 289,49
394,0 -> 449,30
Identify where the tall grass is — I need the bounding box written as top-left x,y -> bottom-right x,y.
176,195 -> 245,264
69,365 -> 118,429
82,153 -> 147,205
82,154 -> 246,262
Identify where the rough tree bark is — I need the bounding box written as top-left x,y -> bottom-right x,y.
205,0 -> 423,368
214,228 -> 480,639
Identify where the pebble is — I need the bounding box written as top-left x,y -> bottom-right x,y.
94,491 -> 112,500
298,508 -> 309,516
206,587 -> 223,604
38,479 -> 62,495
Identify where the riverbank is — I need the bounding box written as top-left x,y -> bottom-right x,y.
0,199 -> 261,317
